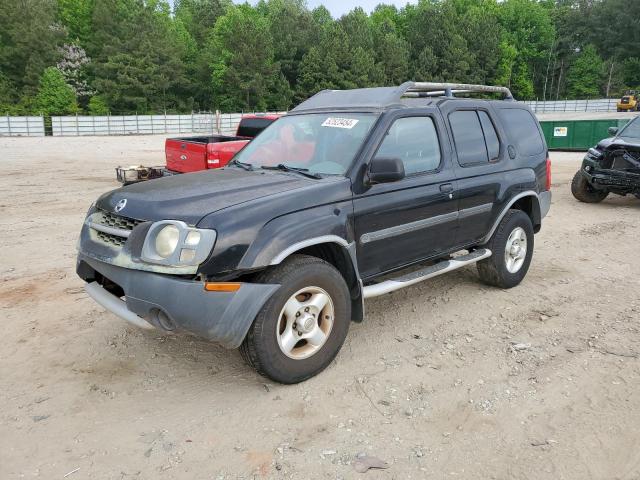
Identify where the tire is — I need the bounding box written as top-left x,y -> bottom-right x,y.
239,254 -> 351,384
477,209 -> 534,289
571,170 -> 608,203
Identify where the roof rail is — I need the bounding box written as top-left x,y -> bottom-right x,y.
401,82 -> 514,100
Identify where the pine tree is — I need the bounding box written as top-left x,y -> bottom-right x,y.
0,0 -> 65,95
209,4 -> 291,111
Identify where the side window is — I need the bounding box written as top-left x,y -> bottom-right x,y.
375,117 -> 441,175
449,111 -> 489,166
478,111 -> 500,161
497,108 -> 544,156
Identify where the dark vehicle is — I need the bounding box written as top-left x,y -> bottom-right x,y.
571,115 -> 640,203
77,82 -> 552,384
116,114 -> 279,184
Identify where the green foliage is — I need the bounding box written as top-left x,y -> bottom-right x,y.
296,22 -> 383,101
0,0 -> 65,95
0,0 -> 637,114
209,4 -> 291,111
566,44 -> 604,98
622,58 -> 640,89
88,95 -> 109,115
57,0 -> 94,44
90,0 -> 192,113
35,67 -> 78,115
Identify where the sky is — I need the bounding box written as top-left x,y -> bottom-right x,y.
168,0 -> 418,19
300,0 -> 417,17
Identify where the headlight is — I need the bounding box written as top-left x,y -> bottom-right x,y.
141,220 -> 216,267
155,225 -> 180,258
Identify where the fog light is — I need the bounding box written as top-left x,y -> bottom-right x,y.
179,249 -> 196,263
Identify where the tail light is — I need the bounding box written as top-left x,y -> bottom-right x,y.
206,148 -> 221,168
545,157 -> 552,190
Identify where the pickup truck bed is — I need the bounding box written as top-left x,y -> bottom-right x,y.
165,135 -> 249,173
116,114 -> 279,184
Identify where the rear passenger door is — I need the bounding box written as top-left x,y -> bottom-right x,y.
353,112 -> 458,279
447,107 -> 505,246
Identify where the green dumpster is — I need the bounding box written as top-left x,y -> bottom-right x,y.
539,119 -> 630,151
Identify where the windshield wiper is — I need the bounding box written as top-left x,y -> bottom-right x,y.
261,164 -> 322,179
230,159 -> 254,171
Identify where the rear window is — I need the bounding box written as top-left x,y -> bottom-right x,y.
497,108 -> 544,156
237,118 -> 275,137
449,111 -> 489,166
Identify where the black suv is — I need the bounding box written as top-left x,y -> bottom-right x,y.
76,82 -> 552,383
572,115 -> 640,203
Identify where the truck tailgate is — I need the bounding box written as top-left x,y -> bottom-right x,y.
165,138 -> 208,173
165,138 -> 211,173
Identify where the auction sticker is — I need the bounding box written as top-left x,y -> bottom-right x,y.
322,117 -> 359,129
553,126 -> 568,137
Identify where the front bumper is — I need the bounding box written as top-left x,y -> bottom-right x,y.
581,167 -> 640,191
78,253 -> 279,348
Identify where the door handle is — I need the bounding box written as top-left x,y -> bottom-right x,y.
439,183 -> 454,193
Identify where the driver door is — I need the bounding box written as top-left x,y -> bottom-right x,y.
353,113 -> 459,279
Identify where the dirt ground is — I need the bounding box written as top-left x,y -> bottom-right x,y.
1,135 -> 639,480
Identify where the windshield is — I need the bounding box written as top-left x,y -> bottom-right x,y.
618,116 -> 640,141
233,113 -> 378,175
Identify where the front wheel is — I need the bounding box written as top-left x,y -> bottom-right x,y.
477,209 -> 534,289
239,255 -> 351,384
571,170 -> 608,203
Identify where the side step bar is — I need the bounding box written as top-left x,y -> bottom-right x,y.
362,249 -> 492,299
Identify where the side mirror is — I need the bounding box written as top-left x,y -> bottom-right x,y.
608,127 -> 618,137
367,157 -> 405,184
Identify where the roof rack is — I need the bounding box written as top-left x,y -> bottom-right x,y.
401,82 -> 514,100
290,81 -> 515,113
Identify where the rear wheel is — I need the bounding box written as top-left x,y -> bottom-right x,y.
240,255 -> 351,384
477,209 -> 534,289
571,170 -> 608,203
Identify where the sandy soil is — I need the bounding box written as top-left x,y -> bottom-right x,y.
1,136 -> 639,480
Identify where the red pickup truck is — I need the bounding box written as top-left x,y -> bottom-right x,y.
116,114 -> 279,184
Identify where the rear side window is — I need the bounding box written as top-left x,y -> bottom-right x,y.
479,111 -> 500,161
449,111 -> 489,166
237,118 -> 275,137
375,116 -> 441,175
497,108 -> 544,156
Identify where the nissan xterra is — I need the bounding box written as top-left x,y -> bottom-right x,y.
77,82 -> 552,383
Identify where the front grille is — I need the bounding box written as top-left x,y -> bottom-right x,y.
91,209 -> 143,247
96,231 -> 127,247
94,210 -> 142,231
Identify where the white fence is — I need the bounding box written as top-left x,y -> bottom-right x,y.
0,100 -> 625,138
0,116 -> 45,137
49,112 -> 285,137
523,98 -> 618,113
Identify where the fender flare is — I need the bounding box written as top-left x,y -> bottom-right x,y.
481,190 -> 541,244
269,235 -> 351,265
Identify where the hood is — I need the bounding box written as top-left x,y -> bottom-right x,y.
96,167 -> 312,225
598,135 -> 640,150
